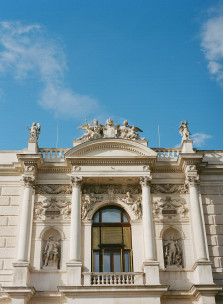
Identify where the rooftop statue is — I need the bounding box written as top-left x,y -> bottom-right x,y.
27,122 -> 41,141
77,118 -> 143,141
77,119 -> 103,140
179,121 -> 191,141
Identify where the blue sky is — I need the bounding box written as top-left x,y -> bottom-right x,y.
0,0 -> 222,150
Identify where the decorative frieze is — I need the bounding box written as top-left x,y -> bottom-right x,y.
34,198 -> 71,220
35,184 -> 72,194
152,197 -> 189,219
81,184 -> 141,195
151,184 -> 189,194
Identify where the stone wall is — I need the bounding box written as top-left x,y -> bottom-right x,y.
201,185 -> 223,286
0,185 -> 21,286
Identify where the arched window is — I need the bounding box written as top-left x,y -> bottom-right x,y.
92,206 -> 132,273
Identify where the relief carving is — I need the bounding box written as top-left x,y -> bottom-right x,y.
81,192 -> 98,220
152,197 -> 189,219
82,184 -> 141,195
23,176 -> 35,187
35,184 -> 72,194
34,198 -> 71,220
119,192 -> 142,219
151,184 -> 189,194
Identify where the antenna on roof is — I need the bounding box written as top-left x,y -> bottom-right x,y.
56,125 -> 58,148
158,124 -> 160,148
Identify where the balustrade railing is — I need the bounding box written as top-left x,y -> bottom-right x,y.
39,148 -> 69,161
83,272 -> 144,286
153,148 -> 181,159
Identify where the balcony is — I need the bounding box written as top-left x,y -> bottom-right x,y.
83,272 -> 144,286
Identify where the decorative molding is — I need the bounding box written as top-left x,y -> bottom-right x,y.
151,184 -> 189,194
35,184 -> 72,194
152,197 -> 189,220
34,198 -> 71,220
70,159 -> 153,166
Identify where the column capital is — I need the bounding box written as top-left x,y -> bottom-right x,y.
140,175 -> 152,187
23,176 -> 35,188
70,176 -> 82,188
185,164 -> 200,187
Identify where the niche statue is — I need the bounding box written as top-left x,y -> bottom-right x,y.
163,235 -> 182,268
43,235 -> 60,269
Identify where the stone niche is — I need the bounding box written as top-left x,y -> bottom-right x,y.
162,227 -> 183,269
41,228 -> 61,270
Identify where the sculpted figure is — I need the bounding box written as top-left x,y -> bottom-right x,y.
179,121 -> 191,141
119,120 -> 142,140
43,235 -> 59,268
103,118 -> 120,138
77,119 -> 103,140
121,192 -> 133,205
27,122 -> 41,141
163,235 -> 182,267
81,192 -> 97,220
132,197 -> 142,218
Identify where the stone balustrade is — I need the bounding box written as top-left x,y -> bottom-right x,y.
39,148 -> 69,161
154,148 -> 181,159
83,272 -> 144,286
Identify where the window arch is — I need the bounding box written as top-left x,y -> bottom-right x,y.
92,206 -> 132,272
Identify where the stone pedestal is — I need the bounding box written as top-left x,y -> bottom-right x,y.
193,261 -> 213,285
67,262 -> 82,286
181,139 -> 194,153
143,261 -> 160,285
27,140 -> 38,154
12,263 -> 31,286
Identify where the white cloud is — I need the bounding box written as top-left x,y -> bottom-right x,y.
201,12 -> 223,84
0,21 -> 99,118
191,133 -> 212,147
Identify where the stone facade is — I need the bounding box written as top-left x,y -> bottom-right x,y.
0,119 -> 222,304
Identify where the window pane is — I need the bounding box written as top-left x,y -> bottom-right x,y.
123,213 -> 129,223
124,252 -> 130,272
113,253 -> 121,272
93,212 -> 100,223
103,253 -> 111,272
93,252 -> 100,272
101,209 -> 121,223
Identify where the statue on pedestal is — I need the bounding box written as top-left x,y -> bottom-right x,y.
27,122 -> 41,141
179,121 -> 191,141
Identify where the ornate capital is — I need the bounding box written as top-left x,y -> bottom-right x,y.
23,176 -> 35,187
185,175 -> 200,187
70,176 -> 82,188
140,175 -> 152,187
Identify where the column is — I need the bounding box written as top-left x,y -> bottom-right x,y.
13,176 -> 35,286
140,175 -> 160,285
187,175 -> 207,261
186,167 -> 213,284
66,176 -> 82,285
140,175 -> 156,261
17,177 -> 35,261
70,176 -> 82,261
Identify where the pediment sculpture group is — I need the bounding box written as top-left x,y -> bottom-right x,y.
77,118 -> 143,141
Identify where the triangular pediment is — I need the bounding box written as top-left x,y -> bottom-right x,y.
65,139 -> 157,158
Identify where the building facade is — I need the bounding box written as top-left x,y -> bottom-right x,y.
0,119 -> 222,304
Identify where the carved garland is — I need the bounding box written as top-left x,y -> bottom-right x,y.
152,196 -> 189,219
